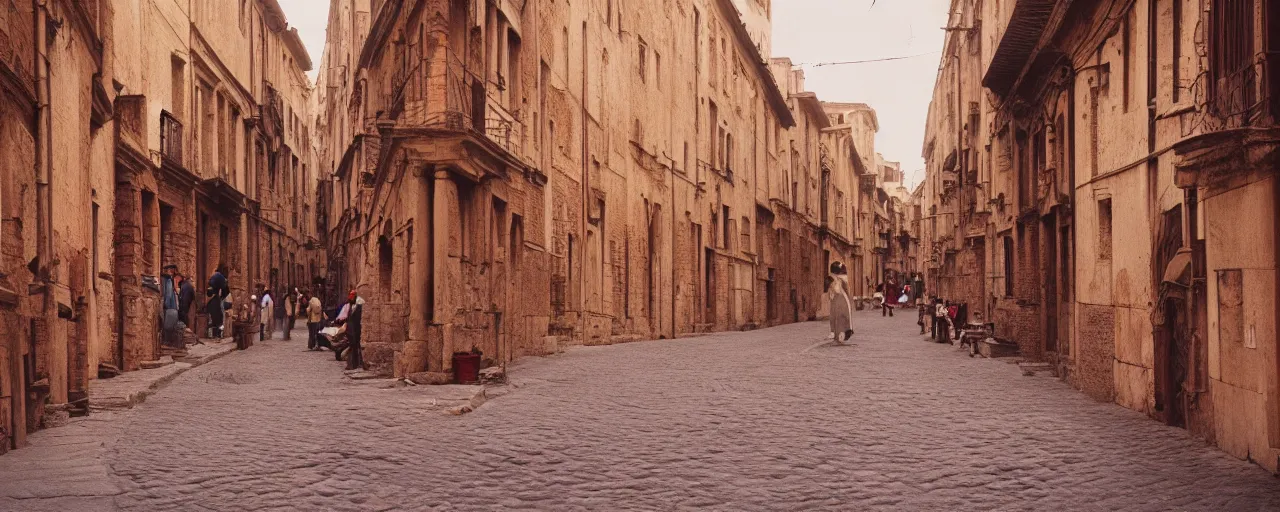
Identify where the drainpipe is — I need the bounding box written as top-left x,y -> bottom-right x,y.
35,0 -> 53,282
28,0 -> 57,416
1273,166 -> 1280,433
579,22 -> 588,344
1067,68 -> 1077,367
1146,0 -> 1160,374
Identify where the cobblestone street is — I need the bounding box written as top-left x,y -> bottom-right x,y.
4,311 -> 1280,511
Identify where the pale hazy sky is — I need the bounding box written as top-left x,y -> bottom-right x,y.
278,0 -> 950,187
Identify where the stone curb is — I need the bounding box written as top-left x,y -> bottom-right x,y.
88,341 -> 238,412
446,386 -> 490,415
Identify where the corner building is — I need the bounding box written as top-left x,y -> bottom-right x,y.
315,0 -> 886,377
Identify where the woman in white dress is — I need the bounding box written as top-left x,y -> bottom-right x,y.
827,262 -> 853,343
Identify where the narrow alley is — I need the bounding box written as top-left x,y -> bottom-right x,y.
2,313 -> 1277,511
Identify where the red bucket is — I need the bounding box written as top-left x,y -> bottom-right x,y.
452,352 -> 482,384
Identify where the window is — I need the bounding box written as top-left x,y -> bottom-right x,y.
1003,235 -> 1014,296
171,56 -> 185,120
655,51 -> 662,88
721,205 -> 731,250
740,216 -> 750,253
638,39 -> 648,82
724,133 -> 733,176
379,233 -> 393,296
708,101 -> 718,165
562,27 -> 570,79
682,142 -> 689,174
507,29 -> 522,108
1098,198 -> 1113,260
717,127 -> 726,170
1209,0 -> 1255,115
92,202 -> 99,290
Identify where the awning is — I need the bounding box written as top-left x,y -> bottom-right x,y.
198,177 -> 249,214
982,0 -> 1056,97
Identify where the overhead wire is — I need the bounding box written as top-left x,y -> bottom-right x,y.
800,51 -> 943,68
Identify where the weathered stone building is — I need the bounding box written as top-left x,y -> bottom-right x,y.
821,101 -> 882,298
314,0 -> 897,376
919,0 -> 1280,472
1,0 -> 319,453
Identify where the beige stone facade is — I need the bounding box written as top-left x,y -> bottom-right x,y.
1,0 -> 319,453
314,0 -> 900,377
919,0 -> 1280,472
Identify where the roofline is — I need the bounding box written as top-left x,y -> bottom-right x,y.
260,0 -> 313,72
283,27 -> 314,72
714,0 -> 795,128
821,101 -> 878,132
792,92 -> 831,129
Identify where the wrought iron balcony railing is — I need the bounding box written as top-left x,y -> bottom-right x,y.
388,49 -> 519,153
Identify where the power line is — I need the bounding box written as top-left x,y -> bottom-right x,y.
803,51 -> 942,68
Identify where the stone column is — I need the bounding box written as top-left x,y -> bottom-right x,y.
399,164 -> 432,377
431,170 -> 456,371
113,176 -> 144,371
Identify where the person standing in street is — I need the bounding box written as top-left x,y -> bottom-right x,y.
916,297 -> 928,334
176,273 -> 196,344
933,298 -> 948,343
260,289 -> 275,341
206,264 -> 230,338
344,290 -> 365,370
826,262 -> 853,344
283,286 -> 298,340
161,264 -> 181,349
306,290 -> 325,350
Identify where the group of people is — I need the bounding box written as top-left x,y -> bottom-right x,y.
918,297 -> 969,344
160,264 -> 235,352
157,264 -> 368,371
250,286 -> 366,370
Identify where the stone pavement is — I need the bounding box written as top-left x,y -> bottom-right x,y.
89,338 -> 238,411
3,313 -> 1280,511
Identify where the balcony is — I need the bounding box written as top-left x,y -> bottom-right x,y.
159,111 -> 183,167
983,0 -> 1057,97
1174,43 -> 1280,189
388,50 -> 519,155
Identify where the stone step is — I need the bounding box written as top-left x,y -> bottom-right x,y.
976,338 -> 1020,359
1019,361 -> 1058,377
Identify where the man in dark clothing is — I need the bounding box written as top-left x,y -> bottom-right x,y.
933,298 -> 948,343
175,273 -> 198,346
207,265 -> 230,338
161,265 -> 181,348
344,290 -> 364,371
176,274 -> 195,326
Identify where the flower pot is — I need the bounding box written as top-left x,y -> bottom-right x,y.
452,352 -> 482,384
